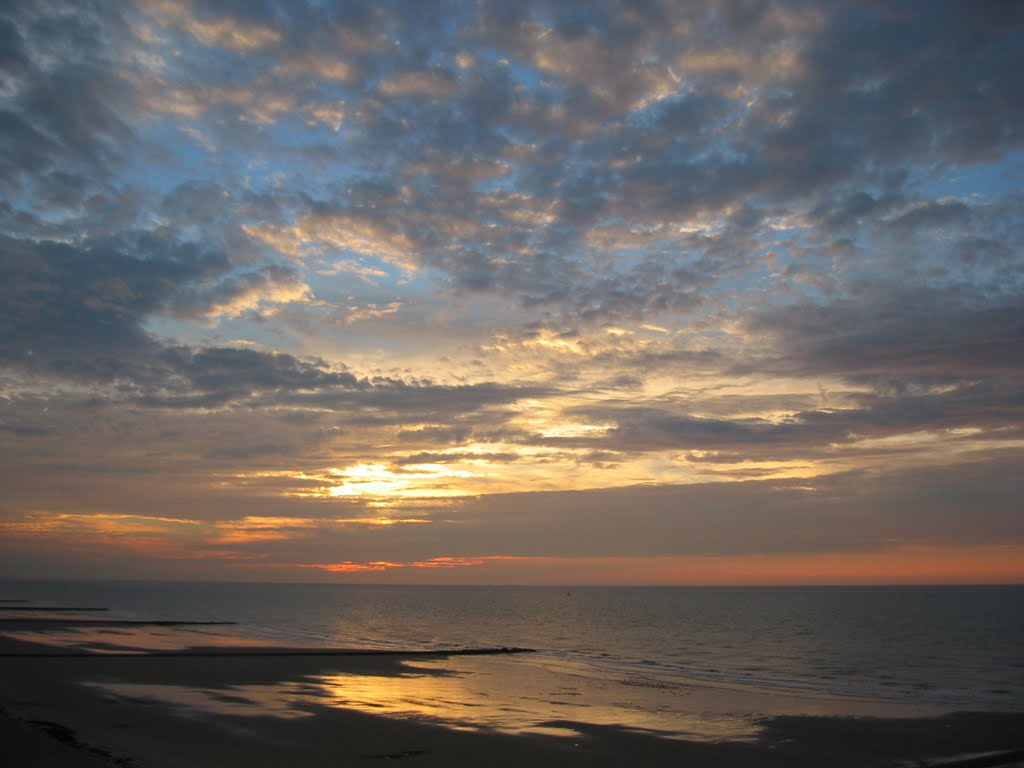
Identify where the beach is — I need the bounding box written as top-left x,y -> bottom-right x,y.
3,614 -> 1024,768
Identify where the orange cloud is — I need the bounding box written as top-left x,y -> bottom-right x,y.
0,512 -> 201,536
303,556 -> 486,574
315,561 -> 402,573
275,546 -> 1024,584
142,0 -> 282,51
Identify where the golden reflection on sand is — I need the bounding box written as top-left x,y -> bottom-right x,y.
86,656 -> 762,741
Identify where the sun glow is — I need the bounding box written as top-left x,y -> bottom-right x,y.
536,422 -> 614,439
326,463 -> 472,498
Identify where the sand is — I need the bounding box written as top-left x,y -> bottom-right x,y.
2,628 -> 1023,767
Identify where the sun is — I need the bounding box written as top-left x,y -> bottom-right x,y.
326,463 -> 472,498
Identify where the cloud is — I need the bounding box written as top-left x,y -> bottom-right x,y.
378,69 -> 460,99
0,233 -> 226,378
0,228 -> 547,420
304,556 -> 485,574
2,0 -> 1023,582
172,265 -> 313,320
412,457 -> 1024,560
61,0 -> 1016,330
143,0 -> 282,51
5,455 -> 1020,581
743,290 -> 1024,382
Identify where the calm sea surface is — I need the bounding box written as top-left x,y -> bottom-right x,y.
5,581 -> 1023,737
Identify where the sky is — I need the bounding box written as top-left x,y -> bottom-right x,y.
1,0 -> 1023,585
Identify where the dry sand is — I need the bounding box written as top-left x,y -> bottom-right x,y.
2,629 -> 1023,767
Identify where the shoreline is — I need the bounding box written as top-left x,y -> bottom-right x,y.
3,627 -> 1024,767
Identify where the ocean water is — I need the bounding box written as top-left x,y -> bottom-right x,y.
5,581 -> 1023,739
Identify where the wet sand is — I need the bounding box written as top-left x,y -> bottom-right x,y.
2,626 -> 1023,767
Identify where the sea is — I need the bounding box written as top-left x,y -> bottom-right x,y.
4,581 -> 1023,740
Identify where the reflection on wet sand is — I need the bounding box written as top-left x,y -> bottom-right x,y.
87,655 -> 761,741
